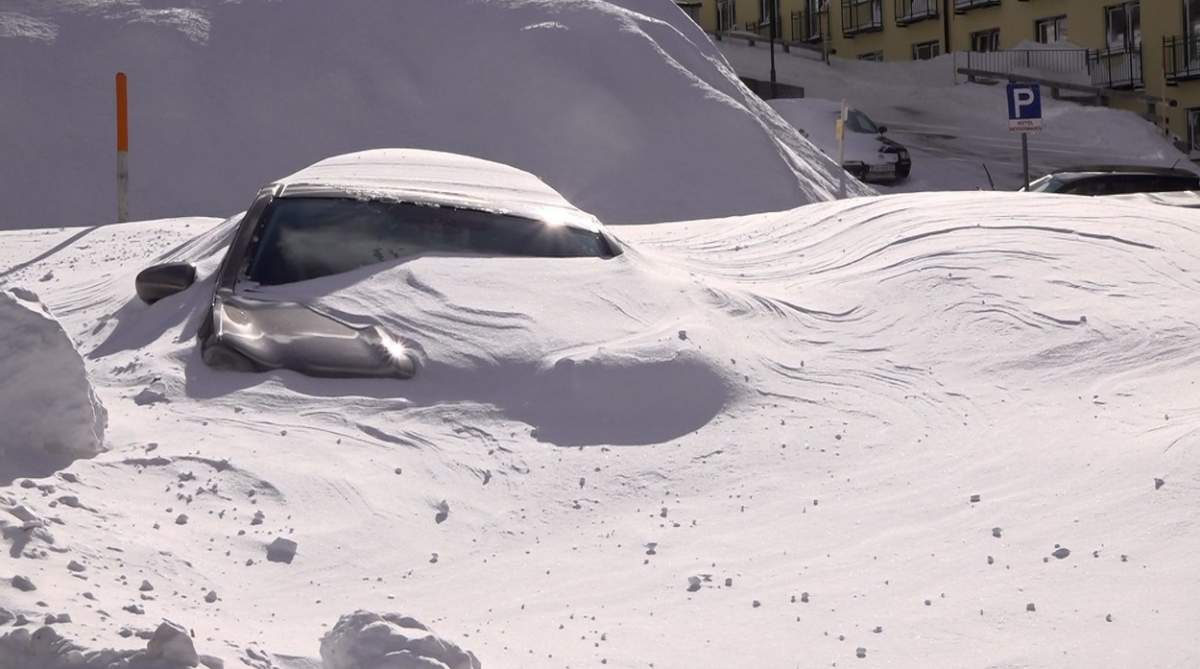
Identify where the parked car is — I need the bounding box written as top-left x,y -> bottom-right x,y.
134,149 -> 624,379
1021,165 -> 1200,196
769,98 -> 912,183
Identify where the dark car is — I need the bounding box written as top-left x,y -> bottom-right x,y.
1022,165 -> 1200,196
134,149 -> 623,380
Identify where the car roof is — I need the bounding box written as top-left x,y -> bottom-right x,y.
1050,165 -> 1200,179
274,149 -> 603,233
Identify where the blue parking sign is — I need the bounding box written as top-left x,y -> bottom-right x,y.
1007,83 -> 1042,133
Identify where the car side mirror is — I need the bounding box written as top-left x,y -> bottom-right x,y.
877,125 -> 888,134
136,262 -> 197,304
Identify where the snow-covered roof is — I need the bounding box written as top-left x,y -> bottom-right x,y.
274,149 -> 603,232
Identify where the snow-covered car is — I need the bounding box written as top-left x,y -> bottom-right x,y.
1021,165 -> 1200,196
134,149 -> 623,380
769,98 -> 911,183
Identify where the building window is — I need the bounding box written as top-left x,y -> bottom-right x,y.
1035,16 -> 1067,43
970,28 -> 1000,52
912,40 -> 941,60
1105,2 -> 1141,51
859,51 -> 884,61
1189,108 -> 1200,155
717,0 -> 735,31
760,0 -> 780,24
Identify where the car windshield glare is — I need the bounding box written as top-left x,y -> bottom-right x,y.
846,110 -> 879,134
245,197 -> 613,286
1026,175 -> 1065,193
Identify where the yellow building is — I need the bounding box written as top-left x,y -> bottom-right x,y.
685,0 -> 1200,157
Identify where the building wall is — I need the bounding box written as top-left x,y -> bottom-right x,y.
709,0 -> 1200,153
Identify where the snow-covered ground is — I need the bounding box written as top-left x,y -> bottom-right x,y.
3,189 -> 1200,668
0,0 -> 868,230
719,40 -> 1194,192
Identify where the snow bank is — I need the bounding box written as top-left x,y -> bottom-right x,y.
0,290 -> 106,484
0,0 -> 862,229
321,611 -> 480,669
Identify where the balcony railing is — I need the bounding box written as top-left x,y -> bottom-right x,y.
953,0 -> 1000,12
961,48 -> 1091,76
895,0 -> 938,26
841,0 -> 882,38
1164,34 -> 1200,84
1088,46 -> 1143,89
958,47 -> 1144,91
790,9 -> 825,42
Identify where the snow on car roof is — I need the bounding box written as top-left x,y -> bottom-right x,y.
275,149 -> 603,232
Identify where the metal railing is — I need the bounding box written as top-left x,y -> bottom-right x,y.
895,0 -> 938,26
961,49 -> 1091,76
841,0 -> 882,37
1164,34 -> 1200,84
958,47 -> 1144,90
953,0 -> 1000,12
1088,46 -> 1143,89
790,9 -> 824,42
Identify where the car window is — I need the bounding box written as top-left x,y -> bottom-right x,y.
1064,177 -> 1118,196
245,197 -> 614,286
845,110 -> 880,134
1154,175 -> 1200,192
1026,175 -> 1067,193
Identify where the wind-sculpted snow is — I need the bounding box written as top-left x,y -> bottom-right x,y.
0,0 -> 865,229
0,290 -> 107,484
1,193 -> 1199,667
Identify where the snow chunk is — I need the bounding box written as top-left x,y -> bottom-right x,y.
0,292 -> 107,485
0,621 -> 202,669
320,611 -> 481,669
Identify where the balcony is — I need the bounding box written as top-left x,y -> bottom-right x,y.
953,0 -> 1000,13
896,0 -> 938,26
790,9 -> 825,43
841,0 -> 882,38
1088,45 -> 1143,90
1164,35 -> 1200,84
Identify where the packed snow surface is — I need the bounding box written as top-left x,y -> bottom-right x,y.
1,190 -> 1199,667
0,290 -> 107,485
0,0 -> 866,229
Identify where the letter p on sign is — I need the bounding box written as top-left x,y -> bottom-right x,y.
1007,82 -> 1042,133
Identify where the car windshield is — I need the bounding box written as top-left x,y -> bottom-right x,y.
1025,174 -> 1068,193
246,197 -> 613,286
845,109 -> 880,134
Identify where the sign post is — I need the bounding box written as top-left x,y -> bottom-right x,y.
836,100 -> 848,199
116,72 -> 129,223
1006,82 -> 1042,190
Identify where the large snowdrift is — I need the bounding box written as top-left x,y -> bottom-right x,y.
0,0 -> 865,230
1,191 -> 1199,667
0,290 -> 106,484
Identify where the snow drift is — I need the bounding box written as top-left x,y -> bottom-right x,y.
0,290 -> 107,484
2,190 -> 1199,667
0,0 -> 863,229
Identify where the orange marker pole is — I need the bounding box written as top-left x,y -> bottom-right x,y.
116,72 -> 129,223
